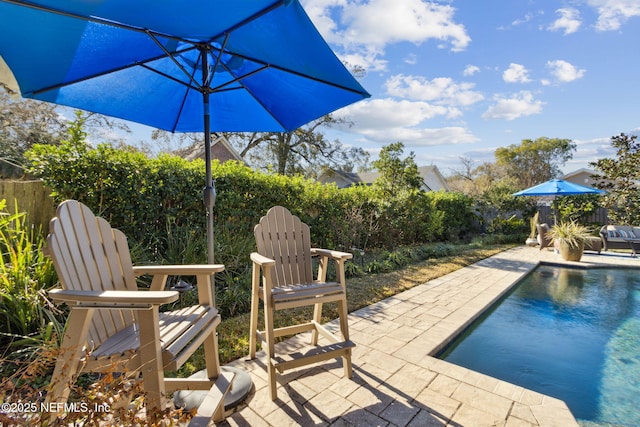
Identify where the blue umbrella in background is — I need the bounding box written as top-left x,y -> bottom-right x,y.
514,178 -> 605,223
513,179 -> 605,197
0,0 -> 370,265
0,0 -> 370,409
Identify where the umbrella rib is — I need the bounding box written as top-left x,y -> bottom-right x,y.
212,1 -> 286,37
214,61 -> 291,129
146,30 -> 203,91
137,63 -> 200,92
2,0 -> 190,44
209,65 -> 269,93
27,46 -> 197,97
170,48 -> 204,133
210,45 -> 368,97
208,34 -> 231,86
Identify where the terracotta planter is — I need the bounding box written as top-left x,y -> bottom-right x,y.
556,239 -> 584,261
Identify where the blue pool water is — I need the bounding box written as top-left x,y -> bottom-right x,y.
439,265 -> 640,426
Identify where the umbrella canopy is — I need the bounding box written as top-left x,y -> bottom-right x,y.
513,179 -> 605,197
0,0 -> 370,265
0,0 -> 369,133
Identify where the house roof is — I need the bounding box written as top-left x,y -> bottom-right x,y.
173,134 -> 244,163
562,168 -> 597,180
417,165 -> 449,192
562,168 -> 600,187
318,165 -> 449,191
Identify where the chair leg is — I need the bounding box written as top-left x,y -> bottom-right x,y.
203,331 -> 221,380
249,265 -> 261,359
263,300 -> 278,400
337,298 -> 352,378
137,308 -> 166,411
311,302 -> 323,345
47,308 -> 94,406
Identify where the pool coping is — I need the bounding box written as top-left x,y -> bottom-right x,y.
220,246 -> 640,426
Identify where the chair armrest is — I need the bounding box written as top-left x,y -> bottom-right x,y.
133,264 -> 225,292
48,289 -> 179,307
311,248 -> 353,260
251,252 -> 276,267
132,264 -> 225,276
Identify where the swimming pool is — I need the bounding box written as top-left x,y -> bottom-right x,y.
438,264 -> 640,426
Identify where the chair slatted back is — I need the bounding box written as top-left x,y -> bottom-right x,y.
47,200 -> 137,347
254,206 -> 314,287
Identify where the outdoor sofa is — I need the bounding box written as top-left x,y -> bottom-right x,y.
600,224 -> 640,252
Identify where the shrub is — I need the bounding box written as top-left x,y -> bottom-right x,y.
344,262 -> 364,278
487,215 -> 528,236
0,200 -> 62,349
365,260 -> 394,274
427,191 -> 476,241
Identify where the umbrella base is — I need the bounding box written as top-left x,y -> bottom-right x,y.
173,366 -> 253,412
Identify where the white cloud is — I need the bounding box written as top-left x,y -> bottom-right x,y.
333,98 -> 477,145
336,98 -> 450,129
404,53 -> 417,65
340,51 -> 388,72
340,0 -> 470,50
546,60 -> 586,83
301,0 -> 470,71
463,65 -> 480,76
511,12 -> 537,27
482,91 -> 544,120
359,126 -> 477,145
587,0 -> 640,31
565,136 -> 617,170
498,10 -> 544,30
503,63 -> 531,83
547,8 -> 582,34
384,74 -> 484,107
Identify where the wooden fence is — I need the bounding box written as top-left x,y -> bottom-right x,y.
0,180 -> 57,233
537,205 -> 609,227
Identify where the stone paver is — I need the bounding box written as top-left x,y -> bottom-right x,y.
219,246 -> 640,426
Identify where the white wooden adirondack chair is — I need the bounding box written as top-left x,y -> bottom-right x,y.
249,206 -> 354,400
45,200 -> 233,425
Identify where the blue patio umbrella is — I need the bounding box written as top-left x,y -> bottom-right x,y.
513,179 -> 604,197
0,0 -> 370,266
514,179 -> 604,223
0,0 -> 369,409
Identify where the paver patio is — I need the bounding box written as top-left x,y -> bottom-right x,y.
218,246 -> 639,426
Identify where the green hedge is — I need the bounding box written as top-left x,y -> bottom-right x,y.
27,141 -> 476,252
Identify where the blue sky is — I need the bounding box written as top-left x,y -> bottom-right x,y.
300,0 -> 640,176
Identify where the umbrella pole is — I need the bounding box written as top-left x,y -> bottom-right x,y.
198,47 -> 253,411
201,50 -> 216,267
203,97 -> 216,269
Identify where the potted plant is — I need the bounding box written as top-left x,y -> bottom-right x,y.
526,212 -> 540,246
549,221 -> 591,261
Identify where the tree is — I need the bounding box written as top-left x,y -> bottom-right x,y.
446,157 -> 510,196
0,87 -> 132,178
495,137 -> 576,188
372,142 -> 423,197
227,114 -> 370,177
0,87 -> 66,178
590,133 -> 640,225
